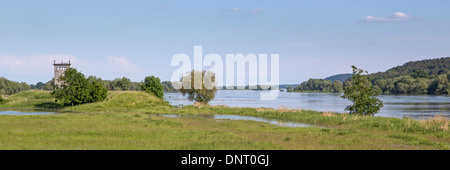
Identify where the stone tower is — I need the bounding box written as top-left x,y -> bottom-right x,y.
53,60 -> 71,88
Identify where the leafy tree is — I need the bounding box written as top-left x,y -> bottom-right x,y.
161,81 -> 177,92
342,66 -> 384,116
43,80 -> 55,90
107,77 -> 134,91
35,82 -> 45,89
331,80 -> 343,93
428,73 -> 450,95
141,76 -> 164,99
53,68 -> 107,106
179,70 -> 217,104
293,78 -> 342,93
0,77 -> 30,95
410,70 -> 429,79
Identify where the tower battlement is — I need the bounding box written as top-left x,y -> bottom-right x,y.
53,60 -> 71,88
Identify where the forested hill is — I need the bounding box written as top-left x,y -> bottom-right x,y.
368,57 -> 450,95
324,74 -> 353,83
369,57 -> 450,80
290,57 -> 450,95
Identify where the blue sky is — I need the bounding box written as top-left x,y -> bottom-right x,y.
1,0 -> 450,84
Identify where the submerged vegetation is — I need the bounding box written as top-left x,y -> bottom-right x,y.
0,90 -> 448,150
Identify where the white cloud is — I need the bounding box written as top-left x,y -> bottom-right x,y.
227,8 -> 241,12
361,12 -> 418,23
249,8 -> 263,14
0,55 -> 147,82
219,7 -> 263,17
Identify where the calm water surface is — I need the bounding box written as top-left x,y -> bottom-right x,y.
165,90 -> 450,119
159,114 -> 316,128
0,110 -> 55,115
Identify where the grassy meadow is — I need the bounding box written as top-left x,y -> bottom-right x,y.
0,90 -> 448,150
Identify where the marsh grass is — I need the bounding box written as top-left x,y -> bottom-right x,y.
257,105 -> 302,113
419,114 -> 449,132
0,90 -> 448,150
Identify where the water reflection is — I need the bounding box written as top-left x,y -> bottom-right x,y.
158,114 -> 317,128
0,110 -> 55,115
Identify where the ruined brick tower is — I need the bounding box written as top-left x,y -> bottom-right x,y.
53,60 -> 71,88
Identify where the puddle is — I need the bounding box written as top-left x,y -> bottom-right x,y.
213,115 -> 315,128
158,114 -> 318,128
0,110 -> 56,115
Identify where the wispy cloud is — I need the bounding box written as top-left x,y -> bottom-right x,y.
219,7 -> 263,17
226,8 -> 241,12
360,12 -> 419,23
248,8 -> 263,14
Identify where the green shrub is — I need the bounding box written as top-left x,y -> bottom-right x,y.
0,96 -> 7,104
141,76 -> 164,99
53,68 -> 107,106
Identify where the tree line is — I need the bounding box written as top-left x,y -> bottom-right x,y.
369,57 -> 450,95
291,57 -> 450,95
0,77 -> 30,95
0,76 -> 177,96
289,79 -> 343,93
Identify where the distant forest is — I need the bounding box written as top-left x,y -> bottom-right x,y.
0,76 -> 177,96
369,57 -> 450,95
290,57 -> 450,95
0,77 -> 30,95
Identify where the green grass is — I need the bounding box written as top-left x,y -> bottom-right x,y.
0,90 -> 448,150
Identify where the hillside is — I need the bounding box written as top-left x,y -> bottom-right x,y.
367,57 -> 450,95
324,74 -> 353,83
0,90 -> 166,110
290,57 -> 450,95
369,57 -> 450,80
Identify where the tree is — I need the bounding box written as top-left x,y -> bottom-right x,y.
331,80 -> 343,93
286,86 -> 293,92
141,76 -> 164,99
43,80 -> 55,90
35,82 -> 45,89
428,73 -> 450,95
341,66 -> 384,116
161,81 -> 177,92
411,70 -> 429,79
0,77 -> 30,95
53,68 -> 107,106
179,70 -> 217,104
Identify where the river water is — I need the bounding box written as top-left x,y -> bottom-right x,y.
165,90 -> 450,119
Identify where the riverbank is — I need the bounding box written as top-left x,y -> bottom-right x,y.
0,91 -> 448,149
166,90 -> 450,119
